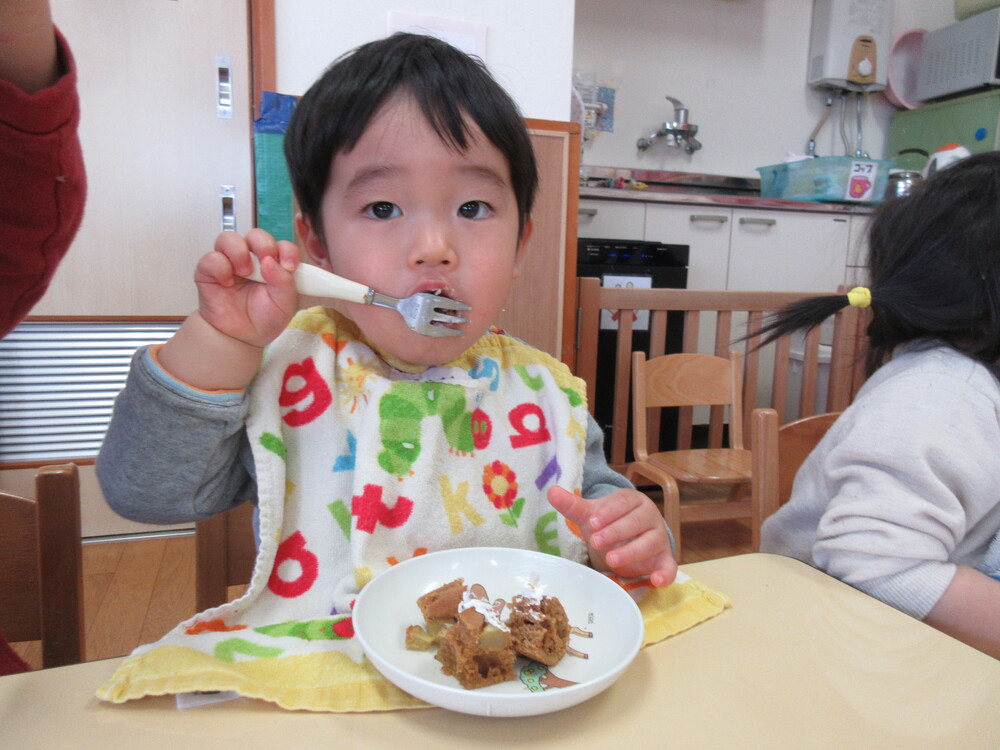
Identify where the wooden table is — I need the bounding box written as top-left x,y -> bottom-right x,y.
3,553 -> 999,749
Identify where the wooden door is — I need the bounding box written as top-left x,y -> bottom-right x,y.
495,120 -> 581,367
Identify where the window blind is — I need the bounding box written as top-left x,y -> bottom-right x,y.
0,321 -> 181,463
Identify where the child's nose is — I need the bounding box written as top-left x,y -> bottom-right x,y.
408,227 -> 457,267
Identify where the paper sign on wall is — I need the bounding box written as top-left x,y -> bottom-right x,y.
601,275 -> 652,331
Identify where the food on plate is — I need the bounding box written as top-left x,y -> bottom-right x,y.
435,607 -> 516,689
404,622 -> 445,651
416,577 -> 466,623
507,591 -> 571,666
405,576 -> 572,689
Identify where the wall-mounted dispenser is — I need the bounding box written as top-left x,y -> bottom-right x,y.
807,0 -> 891,92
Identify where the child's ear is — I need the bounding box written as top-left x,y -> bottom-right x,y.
512,219 -> 534,279
295,213 -> 333,271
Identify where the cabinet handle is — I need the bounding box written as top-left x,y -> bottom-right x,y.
689,214 -> 728,224
216,54 -> 233,119
738,216 -> 777,226
220,185 -> 236,232
579,207 -> 598,217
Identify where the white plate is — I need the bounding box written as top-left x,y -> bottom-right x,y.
353,547 -> 643,717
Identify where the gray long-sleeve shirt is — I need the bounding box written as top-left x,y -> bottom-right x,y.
97,346 -> 636,527
761,342 -> 1000,619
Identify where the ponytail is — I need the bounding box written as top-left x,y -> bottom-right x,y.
747,289 -> 865,357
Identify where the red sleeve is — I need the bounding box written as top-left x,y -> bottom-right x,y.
0,27 -> 86,337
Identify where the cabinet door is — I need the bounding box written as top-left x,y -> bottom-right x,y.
36,0 -> 253,316
727,210 -> 850,292
644,204 -> 732,290
577,198 -> 646,240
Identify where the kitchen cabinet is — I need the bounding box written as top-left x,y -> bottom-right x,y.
577,198 -> 732,296
644,204 -> 731,290
578,196 -> 857,293
727,209 -> 849,291
577,199 -> 646,241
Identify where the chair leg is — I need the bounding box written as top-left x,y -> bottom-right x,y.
195,513 -> 229,612
727,481 -> 762,551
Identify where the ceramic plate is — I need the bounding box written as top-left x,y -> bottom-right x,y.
353,547 -> 643,717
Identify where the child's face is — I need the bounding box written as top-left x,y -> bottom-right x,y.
299,94 -> 531,367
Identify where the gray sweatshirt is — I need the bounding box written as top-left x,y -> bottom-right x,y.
761,342 -> 1000,619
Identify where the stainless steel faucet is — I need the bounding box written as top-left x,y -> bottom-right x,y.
637,96 -> 702,155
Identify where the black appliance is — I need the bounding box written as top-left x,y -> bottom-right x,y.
577,238 -> 689,461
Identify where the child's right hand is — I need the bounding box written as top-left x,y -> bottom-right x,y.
157,229 -> 301,391
195,229 -> 301,349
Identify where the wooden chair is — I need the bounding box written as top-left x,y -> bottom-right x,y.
625,350 -> 757,559
195,502 -> 257,611
0,463 -> 84,668
751,408 -> 841,522
575,277 -> 867,470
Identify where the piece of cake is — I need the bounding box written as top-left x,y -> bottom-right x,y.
406,575 -> 572,689
506,590 -> 571,667
435,606 -> 516,689
416,578 -> 466,623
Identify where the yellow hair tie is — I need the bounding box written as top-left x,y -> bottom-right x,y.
846,286 -> 871,308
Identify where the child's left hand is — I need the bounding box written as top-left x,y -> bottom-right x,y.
547,485 -> 677,587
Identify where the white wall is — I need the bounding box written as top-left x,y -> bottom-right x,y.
574,0 -> 957,178
273,0 -> 575,121
274,1 -> 961,177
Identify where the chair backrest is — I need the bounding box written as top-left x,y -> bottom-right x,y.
195,501 -> 256,611
576,277 -> 867,469
0,463 -> 84,668
631,350 -> 744,462
752,408 -> 841,521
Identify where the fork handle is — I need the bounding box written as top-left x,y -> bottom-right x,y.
244,255 -> 371,304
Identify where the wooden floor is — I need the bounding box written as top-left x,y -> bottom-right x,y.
12,501 -> 751,670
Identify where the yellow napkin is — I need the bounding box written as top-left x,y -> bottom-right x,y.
97,573 -> 729,712
638,572 -> 731,646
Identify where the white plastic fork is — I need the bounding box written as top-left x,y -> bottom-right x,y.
243,255 -> 471,337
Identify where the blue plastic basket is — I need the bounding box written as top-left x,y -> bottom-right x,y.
756,156 -> 892,203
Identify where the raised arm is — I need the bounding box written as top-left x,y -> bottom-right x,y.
0,0 -> 60,93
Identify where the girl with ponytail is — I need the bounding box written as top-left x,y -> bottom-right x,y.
759,151 -> 1000,659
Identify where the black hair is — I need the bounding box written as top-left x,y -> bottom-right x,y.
284,32 -> 537,243
751,151 -> 1000,375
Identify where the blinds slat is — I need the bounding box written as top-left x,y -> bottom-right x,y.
0,320 -> 180,462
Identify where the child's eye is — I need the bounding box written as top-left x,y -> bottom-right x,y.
364,201 -> 401,220
458,201 -> 491,219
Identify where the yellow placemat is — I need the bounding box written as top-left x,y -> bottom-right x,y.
640,573 -> 731,646
97,573 -> 729,712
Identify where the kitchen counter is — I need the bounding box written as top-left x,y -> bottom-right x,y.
580,185 -> 874,215
579,165 -> 875,215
